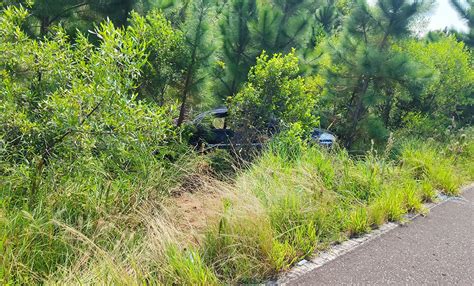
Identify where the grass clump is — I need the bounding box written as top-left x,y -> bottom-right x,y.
202,203 -> 276,283
400,140 -> 462,195
165,246 -> 219,286
347,206 -> 371,237
195,133 -> 472,283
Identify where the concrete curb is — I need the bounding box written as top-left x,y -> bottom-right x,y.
267,183 -> 474,285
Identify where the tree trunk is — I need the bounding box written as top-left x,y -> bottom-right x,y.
40,16 -> 50,37
176,3 -> 206,126
345,78 -> 370,148
382,88 -> 394,126
176,73 -> 192,126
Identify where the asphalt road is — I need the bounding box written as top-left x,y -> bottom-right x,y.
294,186 -> 474,285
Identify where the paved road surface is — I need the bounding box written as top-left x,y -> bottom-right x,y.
294,186 -> 474,285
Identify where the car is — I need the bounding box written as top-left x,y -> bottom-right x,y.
311,128 -> 336,147
188,107 -> 235,148
189,107 -> 336,149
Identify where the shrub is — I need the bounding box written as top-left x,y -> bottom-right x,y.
0,7 -> 190,283
229,50 -> 318,142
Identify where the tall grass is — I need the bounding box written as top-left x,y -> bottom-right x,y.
1,134 -> 472,284
0,148 -> 207,284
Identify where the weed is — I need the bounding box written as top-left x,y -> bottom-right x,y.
401,140 -> 462,195
419,179 -> 437,203
347,206 -> 370,237
165,246 -> 219,286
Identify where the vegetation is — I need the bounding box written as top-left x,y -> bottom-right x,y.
1,0 -> 473,284
229,51 -> 318,142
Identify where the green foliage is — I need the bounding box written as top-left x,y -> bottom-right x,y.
449,0 -> 473,47
203,204 -> 276,283
400,140 -> 462,195
323,0 -> 428,149
448,128 -> 474,180
250,0 -> 316,54
176,0 -> 217,125
269,122 -> 307,161
347,206 -> 370,236
165,245 -> 219,285
130,10 -> 187,105
1,0 -> 474,284
0,7 -> 193,282
215,0 -> 257,98
0,7 -> 180,174
399,36 -> 474,130
204,136 -> 470,283
214,0 -> 349,99
5,0 -> 150,37
0,210 -> 71,284
229,51 -> 318,141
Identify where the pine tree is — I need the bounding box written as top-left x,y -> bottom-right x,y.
313,0 -> 351,32
449,0 -> 473,47
91,0 -> 137,27
15,0 -> 93,37
215,0 -> 257,98
251,0 -> 316,54
5,0 -> 146,37
129,10 -> 187,106
216,0 -> 324,99
176,0 -> 215,126
324,0 -> 427,148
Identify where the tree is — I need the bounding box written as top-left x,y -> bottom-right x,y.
4,0 -> 147,37
215,0 -> 257,98
449,0 -> 473,47
129,10 -> 187,105
399,36 -> 474,131
323,0 -> 427,148
176,0 -> 216,126
216,0 -> 333,99
315,0 -> 347,34
250,0 -> 316,55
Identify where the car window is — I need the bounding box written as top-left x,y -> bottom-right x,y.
212,117 -> 226,129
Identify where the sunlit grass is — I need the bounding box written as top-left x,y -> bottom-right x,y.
2,135 -> 472,284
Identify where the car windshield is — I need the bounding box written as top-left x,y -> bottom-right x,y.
312,129 -> 322,136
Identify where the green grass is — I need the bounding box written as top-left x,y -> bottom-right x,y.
400,140 -> 463,195
192,137 -> 472,283
165,246 -> 219,285
1,135 -> 472,284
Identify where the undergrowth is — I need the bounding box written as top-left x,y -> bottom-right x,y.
1,133 -> 473,284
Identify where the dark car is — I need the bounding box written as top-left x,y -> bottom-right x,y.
189,107 -> 235,148
189,107 -> 336,149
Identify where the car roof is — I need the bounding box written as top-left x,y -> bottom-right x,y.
192,107 -> 228,124
312,127 -> 333,134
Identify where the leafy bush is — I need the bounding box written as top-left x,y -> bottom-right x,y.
400,36 -> 474,129
0,7 -> 193,283
229,50 -> 318,142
